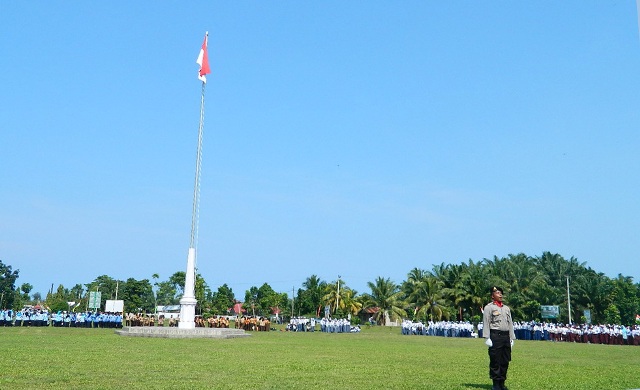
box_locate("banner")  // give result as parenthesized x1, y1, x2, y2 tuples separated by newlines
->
(540, 305, 559, 319)
(105, 300, 124, 313)
(88, 291, 102, 309)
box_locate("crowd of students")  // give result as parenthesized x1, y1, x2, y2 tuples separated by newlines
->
(0, 308, 123, 328)
(401, 318, 640, 346)
(235, 316, 271, 331)
(284, 317, 361, 333)
(505, 321, 640, 345)
(319, 317, 360, 333)
(401, 320, 475, 337)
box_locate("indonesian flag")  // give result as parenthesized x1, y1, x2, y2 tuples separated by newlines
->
(196, 32, 211, 83)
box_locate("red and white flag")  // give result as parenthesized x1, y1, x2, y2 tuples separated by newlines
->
(196, 32, 211, 83)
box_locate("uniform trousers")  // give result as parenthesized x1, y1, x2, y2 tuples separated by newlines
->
(488, 329, 512, 381)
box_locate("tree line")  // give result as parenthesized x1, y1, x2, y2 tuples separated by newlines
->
(1, 252, 638, 326)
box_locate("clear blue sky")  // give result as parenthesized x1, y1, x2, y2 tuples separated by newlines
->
(1, 2, 639, 300)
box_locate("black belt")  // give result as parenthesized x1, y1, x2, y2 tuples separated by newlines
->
(490, 330, 509, 336)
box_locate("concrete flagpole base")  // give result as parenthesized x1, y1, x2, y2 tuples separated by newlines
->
(179, 247, 197, 329)
(116, 326, 250, 339)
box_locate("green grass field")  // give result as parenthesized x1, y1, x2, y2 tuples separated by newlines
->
(1, 325, 639, 390)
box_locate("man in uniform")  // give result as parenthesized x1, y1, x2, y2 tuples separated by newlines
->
(483, 286, 515, 390)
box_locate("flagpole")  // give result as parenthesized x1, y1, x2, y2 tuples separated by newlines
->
(191, 81, 206, 250)
(179, 80, 206, 329)
(179, 31, 209, 328)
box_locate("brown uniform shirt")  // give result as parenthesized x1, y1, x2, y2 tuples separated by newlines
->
(483, 301, 515, 340)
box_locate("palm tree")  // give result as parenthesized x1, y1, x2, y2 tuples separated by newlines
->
(322, 278, 348, 315)
(362, 277, 406, 325)
(402, 267, 430, 319)
(500, 253, 546, 320)
(573, 268, 612, 324)
(440, 263, 468, 320)
(301, 275, 326, 317)
(341, 288, 362, 316)
(409, 276, 449, 321)
(463, 259, 491, 317)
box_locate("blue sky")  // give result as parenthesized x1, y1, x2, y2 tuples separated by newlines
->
(1, 2, 639, 300)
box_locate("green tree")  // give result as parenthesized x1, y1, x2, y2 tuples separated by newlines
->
(32, 292, 42, 303)
(610, 274, 639, 325)
(0, 260, 19, 309)
(243, 283, 285, 317)
(84, 275, 120, 311)
(120, 278, 154, 313)
(408, 275, 449, 322)
(155, 280, 179, 305)
(604, 303, 621, 325)
(69, 284, 84, 302)
(19, 283, 33, 303)
(341, 288, 362, 317)
(572, 268, 612, 324)
(499, 254, 546, 321)
(46, 285, 71, 313)
(169, 272, 186, 297)
(321, 277, 352, 316)
(402, 267, 429, 320)
(298, 275, 326, 317)
(194, 273, 210, 315)
(210, 284, 235, 315)
(362, 277, 406, 325)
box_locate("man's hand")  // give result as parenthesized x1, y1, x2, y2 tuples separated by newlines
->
(485, 338, 493, 347)
(510, 339, 514, 348)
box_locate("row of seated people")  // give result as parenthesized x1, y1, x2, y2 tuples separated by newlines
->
(235, 316, 271, 331)
(125, 313, 233, 328)
(195, 316, 231, 328)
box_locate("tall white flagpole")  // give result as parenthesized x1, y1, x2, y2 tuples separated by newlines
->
(180, 32, 209, 329)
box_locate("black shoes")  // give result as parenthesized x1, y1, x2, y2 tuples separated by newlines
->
(492, 379, 508, 390)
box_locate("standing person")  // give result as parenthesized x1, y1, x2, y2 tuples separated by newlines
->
(483, 286, 515, 390)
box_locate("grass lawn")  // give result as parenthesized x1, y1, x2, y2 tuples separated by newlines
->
(1, 325, 639, 389)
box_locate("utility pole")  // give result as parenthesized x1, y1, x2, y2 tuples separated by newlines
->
(336, 275, 341, 315)
(566, 275, 572, 324)
(291, 286, 294, 318)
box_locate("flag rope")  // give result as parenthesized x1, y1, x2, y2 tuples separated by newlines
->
(190, 81, 206, 274)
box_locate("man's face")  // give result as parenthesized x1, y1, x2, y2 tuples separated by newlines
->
(492, 290, 503, 302)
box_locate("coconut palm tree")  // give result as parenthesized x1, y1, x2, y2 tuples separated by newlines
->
(341, 288, 362, 317)
(402, 268, 428, 317)
(409, 276, 449, 321)
(362, 277, 406, 325)
(301, 275, 326, 317)
(322, 277, 348, 315)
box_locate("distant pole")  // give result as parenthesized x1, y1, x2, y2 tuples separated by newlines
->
(291, 286, 294, 318)
(336, 275, 341, 315)
(566, 276, 572, 324)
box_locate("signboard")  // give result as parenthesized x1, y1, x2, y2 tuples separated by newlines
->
(324, 305, 330, 318)
(540, 305, 559, 319)
(88, 291, 102, 309)
(583, 309, 591, 324)
(105, 300, 124, 313)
